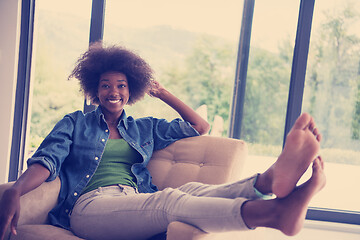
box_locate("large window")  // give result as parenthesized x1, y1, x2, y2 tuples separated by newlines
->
(240, 0, 360, 216)
(103, 0, 243, 136)
(240, 0, 299, 160)
(302, 0, 360, 212)
(24, 0, 92, 162)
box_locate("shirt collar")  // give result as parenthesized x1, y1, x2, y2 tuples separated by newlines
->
(95, 106, 129, 130)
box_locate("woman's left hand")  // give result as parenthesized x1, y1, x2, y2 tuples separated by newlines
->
(147, 80, 165, 98)
(147, 80, 210, 135)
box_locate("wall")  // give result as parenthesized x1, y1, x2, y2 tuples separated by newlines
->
(0, 0, 21, 183)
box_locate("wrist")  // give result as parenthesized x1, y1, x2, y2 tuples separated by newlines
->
(3, 187, 21, 201)
(6, 186, 21, 196)
(157, 88, 172, 101)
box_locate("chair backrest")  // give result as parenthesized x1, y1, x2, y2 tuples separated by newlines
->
(0, 135, 247, 239)
(147, 135, 247, 190)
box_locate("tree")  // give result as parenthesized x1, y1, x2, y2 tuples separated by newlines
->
(29, 34, 83, 149)
(304, 3, 360, 148)
(352, 61, 360, 140)
(241, 47, 290, 146)
(159, 35, 237, 135)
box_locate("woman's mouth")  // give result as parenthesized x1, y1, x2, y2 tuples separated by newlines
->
(108, 99, 122, 104)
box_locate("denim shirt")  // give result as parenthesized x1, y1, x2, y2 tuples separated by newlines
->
(27, 107, 199, 230)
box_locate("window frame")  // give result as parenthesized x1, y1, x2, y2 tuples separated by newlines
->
(9, 0, 35, 181)
(229, 0, 360, 226)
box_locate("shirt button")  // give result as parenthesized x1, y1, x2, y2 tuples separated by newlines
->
(105, 129, 109, 133)
(101, 139, 105, 142)
(74, 192, 78, 196)
(95, 157, 99, 160)
(86, 175, 90, 178)
(65, 209, 69, 213)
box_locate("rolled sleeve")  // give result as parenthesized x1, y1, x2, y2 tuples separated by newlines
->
(27, 115, 75, 181)
(27, 156, 58, 181)
(152, 118, 199, 150)
(179, 120, 200, 136)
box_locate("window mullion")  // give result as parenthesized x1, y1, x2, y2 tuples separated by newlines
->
(83, 0, 106, 113)
(283, 0, 315, 144)
(9, 0, 35, 181)
(228, 0, 255, 139)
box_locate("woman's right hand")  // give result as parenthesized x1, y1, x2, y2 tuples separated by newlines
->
(0, 188, 20, 240)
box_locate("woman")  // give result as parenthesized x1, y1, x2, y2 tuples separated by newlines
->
(0, 42, 325, 240)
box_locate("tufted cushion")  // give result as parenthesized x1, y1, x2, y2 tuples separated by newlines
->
(147, 135, 247, 190)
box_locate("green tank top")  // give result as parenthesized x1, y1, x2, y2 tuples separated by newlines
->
(82, 139, 142, 195)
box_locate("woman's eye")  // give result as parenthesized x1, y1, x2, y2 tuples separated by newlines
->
(118, 84, 126, 88)
(102, 84, 109, 88)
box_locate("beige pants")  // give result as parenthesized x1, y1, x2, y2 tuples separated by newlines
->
(70, 175, 261, 240)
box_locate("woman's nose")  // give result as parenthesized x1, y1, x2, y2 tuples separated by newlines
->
(109, 87, 119, 95)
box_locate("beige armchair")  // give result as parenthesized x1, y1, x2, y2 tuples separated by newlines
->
(0, 135, 247, 240)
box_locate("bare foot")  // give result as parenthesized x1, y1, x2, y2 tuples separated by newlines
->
(270, 113, 321, 198)
(243, 157, 326, 236)
(272, 156, 326, 235)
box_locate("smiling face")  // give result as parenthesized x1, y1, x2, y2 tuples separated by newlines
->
(97, 72, 130, 120)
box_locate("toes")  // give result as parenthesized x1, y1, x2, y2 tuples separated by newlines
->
(311, 127, 318, 135)
(297, 113, 322, 142)
(309, 122, 316, 132)
(313, 156, 324, 171)
(311, 127, 322, 142)
(292, 113, 312, 130)
(317, 156, 324, 169)
(316, 133, 322, 142)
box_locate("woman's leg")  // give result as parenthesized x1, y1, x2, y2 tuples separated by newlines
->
(70, 156, 325, 240)
(177, 113, 321, 200)
(70, 185, 250, 240)
(176, 174, 262, 200)
(242, 156, 326, 236)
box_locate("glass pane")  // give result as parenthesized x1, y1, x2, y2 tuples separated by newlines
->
(240, 1, 299, 162)
(302, 0, 360, 211)
(25, 1, 91, 162)
(104, 0, 243, 136)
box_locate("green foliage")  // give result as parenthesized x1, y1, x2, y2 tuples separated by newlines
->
(352, 75, 360, 139)
(29, 34, 83, 148)
(128, 35, 237, 136)
(29, 4, 360, 165)
(303, 3, 360, 150)
(241, 47, 290, 146)
(180, 36, 236, 134)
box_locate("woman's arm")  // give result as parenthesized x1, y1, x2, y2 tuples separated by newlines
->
(0, 164, 50, 240)
(148, 81, 210, 135)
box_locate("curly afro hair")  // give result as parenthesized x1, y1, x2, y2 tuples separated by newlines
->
(69, 42, 154, 105)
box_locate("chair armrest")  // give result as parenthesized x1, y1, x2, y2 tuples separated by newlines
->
(0, 178, 60, 240)
(0, 182, 15, 239)
(18, 177, 61, 225)
(167, 221, 207, 240)
(0, 178, 61, 225)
